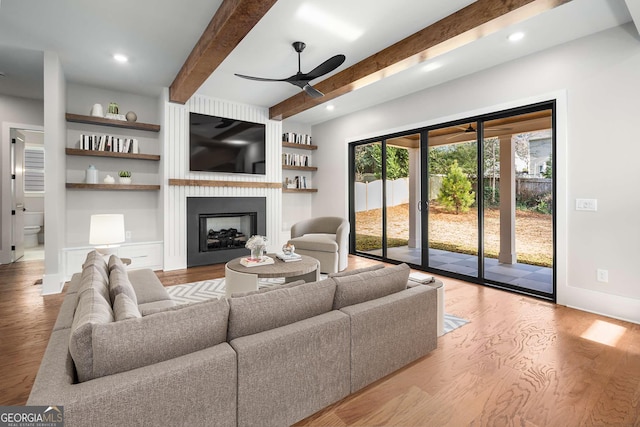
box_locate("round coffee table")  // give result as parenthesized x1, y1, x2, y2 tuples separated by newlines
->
(224, 254, 320, 297)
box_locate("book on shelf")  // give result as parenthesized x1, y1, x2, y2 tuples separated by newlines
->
(79, 134, 139, 154)
(408, 272, 435, 284)
(282, 132, 312, 145)
(275, 252, 302, 262)
(239, 256, 275, 267)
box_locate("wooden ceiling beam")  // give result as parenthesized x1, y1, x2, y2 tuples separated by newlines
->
(169, 0, 278, 104)
(269, 0, 572, 120)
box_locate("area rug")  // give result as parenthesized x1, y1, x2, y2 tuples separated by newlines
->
(166, 279, 469, 335)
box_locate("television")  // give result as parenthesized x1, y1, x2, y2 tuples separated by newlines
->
(189, 112, 266, 174)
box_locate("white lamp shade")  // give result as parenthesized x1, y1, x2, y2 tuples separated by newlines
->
(89, 214, 125, 246)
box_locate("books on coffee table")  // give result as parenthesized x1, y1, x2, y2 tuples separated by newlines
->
(275, 252, 302, 262)
(409, 272, 435, 284)
(240, 256, 275, 267)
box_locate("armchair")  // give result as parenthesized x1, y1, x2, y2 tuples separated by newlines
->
(288, 217, 349, 274)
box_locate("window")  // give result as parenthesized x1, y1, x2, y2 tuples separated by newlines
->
(24, 146, 45, 193)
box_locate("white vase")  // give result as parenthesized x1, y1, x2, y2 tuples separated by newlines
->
(90, 103, 103, 117)
(119, 177, 132, 185)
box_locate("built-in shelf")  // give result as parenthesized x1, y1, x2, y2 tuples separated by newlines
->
(65, 148, 160, 161)
(282, 188, 318, 193)
(282, 142, 317, 151)
(66, 113, 161, 132)
(66, 183, 161, 191)
(282, 165, 318, 172)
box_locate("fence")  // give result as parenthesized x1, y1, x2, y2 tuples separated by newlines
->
(355, 176, 551, 212)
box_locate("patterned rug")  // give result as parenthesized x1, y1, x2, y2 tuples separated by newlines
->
(166, 279, 469, 335)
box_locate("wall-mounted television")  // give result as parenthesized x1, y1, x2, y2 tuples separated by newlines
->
(189, 112, 266, 175)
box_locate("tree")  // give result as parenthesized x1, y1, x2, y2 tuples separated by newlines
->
(354, 144, 408, 180)
(542, 155, 552, 179)
(438, 160, 475, 214)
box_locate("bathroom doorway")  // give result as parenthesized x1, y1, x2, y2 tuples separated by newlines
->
(11, 128, 45, 262)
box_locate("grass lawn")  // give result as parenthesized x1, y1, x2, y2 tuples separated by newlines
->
(355, 203, 553, 267)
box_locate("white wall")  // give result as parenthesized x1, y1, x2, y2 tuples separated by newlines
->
(42, 51, 66, 294)
(312, 23, 640, 323)
(163, 94, 282, 271)
(64, 84, 161, 246)
(0, 95, 44, 264)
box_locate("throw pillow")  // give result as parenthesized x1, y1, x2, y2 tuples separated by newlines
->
(113, 293, 142, 321)
(77, 264, 110, 303)
(332, 263, 410, 310)
(82, 250, 109, 282)
(108, 268, 138, 306)
(108, 254, 127, 274)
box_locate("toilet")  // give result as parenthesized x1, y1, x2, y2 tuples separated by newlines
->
(24, 211, 44, 248)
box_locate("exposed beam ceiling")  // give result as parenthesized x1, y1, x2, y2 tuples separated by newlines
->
(269, 0, 572, 121)
(169, 0, 278, 104)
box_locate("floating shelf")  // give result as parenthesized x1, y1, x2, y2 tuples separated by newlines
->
(282, 165, 318, 171)
(66, 183, 161, 191)
(66, 113, 161, 132)
(282, 188, 318, 193)
(65, 148, 160, 161)
(282, 142, 317, 151)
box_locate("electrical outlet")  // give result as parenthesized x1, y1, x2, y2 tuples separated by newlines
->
(576, 198, 598, 211)
(597, 269, 608, 283)
(125, 230, 132, 240)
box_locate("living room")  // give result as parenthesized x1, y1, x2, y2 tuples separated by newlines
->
(1, 0, 639, 425)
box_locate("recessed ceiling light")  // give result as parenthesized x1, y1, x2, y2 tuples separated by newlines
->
(326, 105, 335, 111)
(113, 54, 128, 63)
(508, 32, 525, 42)
(422, 62, 442, 72)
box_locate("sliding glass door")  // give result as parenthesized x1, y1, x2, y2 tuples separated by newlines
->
(350, 102, 556, 301)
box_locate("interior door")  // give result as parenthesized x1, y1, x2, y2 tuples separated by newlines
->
(11, 135, 25, 262)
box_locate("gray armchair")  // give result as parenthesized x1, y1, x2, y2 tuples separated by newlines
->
(288, 217, 349, 274)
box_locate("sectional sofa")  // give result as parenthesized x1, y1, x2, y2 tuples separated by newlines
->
(28, 251, 438, 426)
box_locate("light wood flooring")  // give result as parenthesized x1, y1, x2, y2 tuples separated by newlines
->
(1, 257, 638, 426)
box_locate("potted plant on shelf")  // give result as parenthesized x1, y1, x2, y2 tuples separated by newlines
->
(118, 170, 132, 184)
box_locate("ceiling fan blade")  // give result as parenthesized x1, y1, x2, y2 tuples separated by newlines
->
(302, 84, 324, 98)
(303, 54, 346, 80)
(234, 73, 288, 82)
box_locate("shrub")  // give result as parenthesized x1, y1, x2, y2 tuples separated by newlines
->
(437, 160, 475, 214)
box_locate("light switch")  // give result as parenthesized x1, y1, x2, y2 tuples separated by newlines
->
(576, 198, 597, 211)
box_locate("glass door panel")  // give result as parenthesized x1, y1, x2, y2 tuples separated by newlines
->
(354, 141, 384, 257)
(482, 110, 554, 297)
(385, 134, 420, 265)
(426, 124, 479, 277)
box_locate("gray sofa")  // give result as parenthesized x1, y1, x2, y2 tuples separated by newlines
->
(28, 252, 437, 427)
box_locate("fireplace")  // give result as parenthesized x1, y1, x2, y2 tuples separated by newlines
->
(187, 197, 266, 267)
(199, 213, 255, 252)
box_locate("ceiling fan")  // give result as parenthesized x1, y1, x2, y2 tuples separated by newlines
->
(446, 124, 513, 140)
(235, 41, 346, 98)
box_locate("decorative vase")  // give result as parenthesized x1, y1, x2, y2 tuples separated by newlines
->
(104, 175, 115, 184)
(119, 177, 132, 185)
(250, 245, 265, 261)
(125, 111, 137, 122)
(85, 165, 98, 184)
(282, 243, 295, 255)
(90, 103, 104, 117)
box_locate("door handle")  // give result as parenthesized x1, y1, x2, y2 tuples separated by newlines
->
(418, 200, 429, 211)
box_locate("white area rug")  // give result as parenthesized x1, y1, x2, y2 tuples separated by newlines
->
(166, 279, 469, 334)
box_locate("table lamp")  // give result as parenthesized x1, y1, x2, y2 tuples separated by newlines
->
(89, 214, 125, 255)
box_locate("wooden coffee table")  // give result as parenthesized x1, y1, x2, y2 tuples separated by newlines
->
(224, 253, 320, 298)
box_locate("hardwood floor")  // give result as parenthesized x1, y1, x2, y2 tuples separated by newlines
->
(1, 257, 638, 426)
